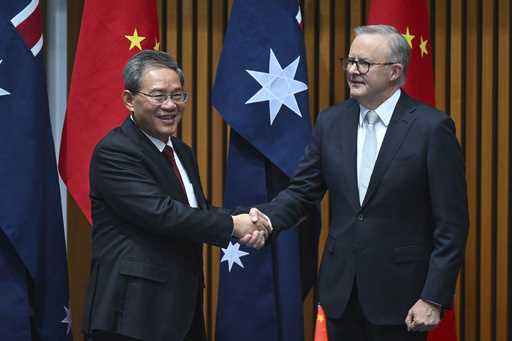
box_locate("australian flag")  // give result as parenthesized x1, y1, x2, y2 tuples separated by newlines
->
(0, 1, 72, 340)
(214, 1, 320, 340)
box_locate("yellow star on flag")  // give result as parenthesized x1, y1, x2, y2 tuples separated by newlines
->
(402, 27, 415, 48)
(419, 36, 429, 57)
(153, 39, 161, 51)
(125, 28, 146, 50)
(317, 314, 325, 322)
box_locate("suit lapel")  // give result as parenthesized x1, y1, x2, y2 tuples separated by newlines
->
(361, 93, 417, 207)
(123, 118, 166, 173)
(338, 100, 361, 211)
(121, 119, 190, 204)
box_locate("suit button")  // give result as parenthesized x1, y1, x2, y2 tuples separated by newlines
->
(357, 214, 364, 221)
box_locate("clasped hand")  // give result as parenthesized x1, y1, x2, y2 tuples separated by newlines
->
(405, 299, 441, 332)
(232, 208, 271, 249)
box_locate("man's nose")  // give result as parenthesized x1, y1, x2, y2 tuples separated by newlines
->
(347, 62, 359, 74)
(160, 97, 178, 109)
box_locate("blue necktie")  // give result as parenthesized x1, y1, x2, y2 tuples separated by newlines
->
(358, 110, 379, 204)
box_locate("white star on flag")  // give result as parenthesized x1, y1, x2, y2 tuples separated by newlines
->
(221, 241, 249, 272)
(61, 306, 72, 335)
(0, 60, 11, 97)
(296, 6, 302, 24)
(245, 48, 308, 125)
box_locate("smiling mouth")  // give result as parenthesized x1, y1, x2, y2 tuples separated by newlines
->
(349, 80, 365, 86)
(157, 114, 178, 122)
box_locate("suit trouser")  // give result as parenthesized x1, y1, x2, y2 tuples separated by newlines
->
(183, 288, 207, 341)
(86, 290, 206, 341)
(326, 285, 427, 341)
(86, 331, 140, 341)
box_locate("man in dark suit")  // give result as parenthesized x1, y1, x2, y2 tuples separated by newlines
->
(82, 50, 270, 341)
(251, 25, 468, 341)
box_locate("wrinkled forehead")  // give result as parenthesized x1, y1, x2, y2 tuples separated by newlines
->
(349, 33, 392, 60)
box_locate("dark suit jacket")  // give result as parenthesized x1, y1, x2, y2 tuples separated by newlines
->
(82, 118, 233, 341)
(261, 92, 468, 325)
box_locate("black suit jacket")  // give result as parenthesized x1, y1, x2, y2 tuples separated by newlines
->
(261, 92, 468, 324)
(82, 118, 233, 340)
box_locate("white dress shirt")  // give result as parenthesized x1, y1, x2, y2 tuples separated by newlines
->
(356, 89, 401, 182)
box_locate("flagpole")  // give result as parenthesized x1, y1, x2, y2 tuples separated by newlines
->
(46, 0, 68, 242)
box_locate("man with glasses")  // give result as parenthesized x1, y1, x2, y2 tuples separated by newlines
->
(251, 25, 468, 340)
(82, 50, 270, 341)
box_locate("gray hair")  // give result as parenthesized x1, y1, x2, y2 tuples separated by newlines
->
(123, 50, 185, 92)
(354, 25, 410, 85)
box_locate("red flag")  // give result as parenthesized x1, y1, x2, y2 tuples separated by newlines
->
(314, 304, 328, 341)
(368, 1, 456, 341)
(368, 0, 435, 107)
(59, 0, 159, 223)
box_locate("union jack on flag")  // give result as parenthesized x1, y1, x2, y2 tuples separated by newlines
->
(0, 1, 72, 340)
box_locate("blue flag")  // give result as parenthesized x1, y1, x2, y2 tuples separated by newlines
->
(213, 1, 319, 340)
(0, 1, 72, 340)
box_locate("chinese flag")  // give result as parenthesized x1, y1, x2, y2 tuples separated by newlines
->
(59, 0, 159, 223)
(368, 1, 456, 341)
(314, 304, 328, 341)
(368, 0, 434, 106)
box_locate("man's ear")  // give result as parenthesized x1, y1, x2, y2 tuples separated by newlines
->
(123, 90, 135, 112)
(390, 63, 403, 82)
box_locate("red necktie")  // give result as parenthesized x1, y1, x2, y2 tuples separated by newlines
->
(162, 145, 186, 194)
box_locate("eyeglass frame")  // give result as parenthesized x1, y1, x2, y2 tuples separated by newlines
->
(133, 90, 189, 105)
(340, 57, 399, 75)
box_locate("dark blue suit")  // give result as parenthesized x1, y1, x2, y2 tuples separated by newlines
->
(261, 92, 468, 327)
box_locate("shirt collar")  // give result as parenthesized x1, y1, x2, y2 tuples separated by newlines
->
(358, 89, 401, 128)
(130, 114, 173, 152)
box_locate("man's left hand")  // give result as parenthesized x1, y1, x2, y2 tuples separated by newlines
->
(405, 299, 441, 332)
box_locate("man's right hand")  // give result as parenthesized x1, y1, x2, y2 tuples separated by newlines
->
(232, 210, 272, 249)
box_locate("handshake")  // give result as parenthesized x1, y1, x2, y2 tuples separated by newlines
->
(231, 208, 271, 249)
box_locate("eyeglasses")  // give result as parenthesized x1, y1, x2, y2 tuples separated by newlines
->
(340, 58, 397, 75)
(135, 90, 188, 105)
